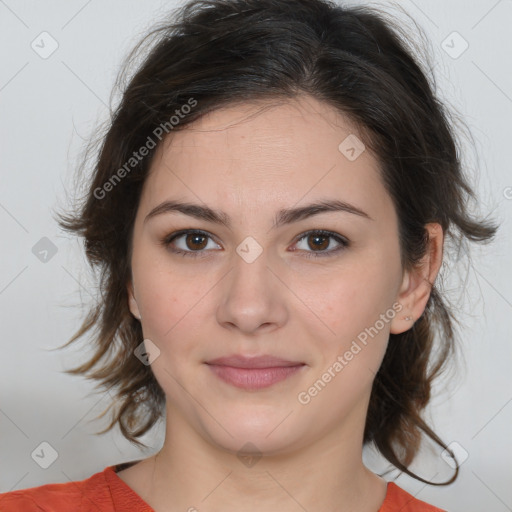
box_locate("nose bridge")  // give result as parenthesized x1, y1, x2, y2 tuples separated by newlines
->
(216, 236, 287, 332)
(230, 236, 275, 300)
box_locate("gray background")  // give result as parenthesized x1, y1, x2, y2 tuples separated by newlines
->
(1, 1, 511, 510)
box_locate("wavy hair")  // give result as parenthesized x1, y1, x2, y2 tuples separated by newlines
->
(56, 0, 497, 485)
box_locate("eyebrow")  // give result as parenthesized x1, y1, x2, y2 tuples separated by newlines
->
(144, 198, 372, 229)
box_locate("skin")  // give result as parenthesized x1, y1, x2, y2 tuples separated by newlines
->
(120, 94, 444, 512)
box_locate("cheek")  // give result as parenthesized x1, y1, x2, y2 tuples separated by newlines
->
(314, 259, 401, 337)
(135, 268, 206, 400)
(299, 250, 402, 385)
(295, 271, 399, 415)
(131, 245, 202, 345)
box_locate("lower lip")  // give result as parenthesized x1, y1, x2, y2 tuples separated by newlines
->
(207, 364, 305, 390)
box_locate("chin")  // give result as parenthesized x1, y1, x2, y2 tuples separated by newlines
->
(199, 407, 304, 457)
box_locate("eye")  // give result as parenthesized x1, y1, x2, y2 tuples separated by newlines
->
(161, 229, 349, 259)
(292, 230, 349, 258)
(161, 229, 221, 258)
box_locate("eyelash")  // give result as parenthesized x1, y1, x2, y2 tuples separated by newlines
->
(160, 229, 350, 259)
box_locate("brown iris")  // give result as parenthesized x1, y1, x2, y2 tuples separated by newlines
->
(186, 233, 208, 250)
(307, 233, 329, 251)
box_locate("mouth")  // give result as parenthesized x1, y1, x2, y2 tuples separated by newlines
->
(205, 355, 306, 390)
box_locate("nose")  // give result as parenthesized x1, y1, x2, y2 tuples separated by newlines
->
(215, 245, 288, 335)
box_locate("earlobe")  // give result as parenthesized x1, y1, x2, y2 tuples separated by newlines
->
(127, 281, 142, 320)
(390, 223, 444, 334)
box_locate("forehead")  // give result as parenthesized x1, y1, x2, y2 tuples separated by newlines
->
(153, 95, 366, 166)
(140, 95, 392, 222)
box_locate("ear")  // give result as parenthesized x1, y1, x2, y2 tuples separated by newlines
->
(390, 223, 444, 334)
(127, 280, 142, 321)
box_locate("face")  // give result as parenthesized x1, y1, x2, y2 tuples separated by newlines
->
(128, 95, 409, 456)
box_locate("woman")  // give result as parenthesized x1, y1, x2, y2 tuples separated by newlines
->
(0, 0, 497, 510)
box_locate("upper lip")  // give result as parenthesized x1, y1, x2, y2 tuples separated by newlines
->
(206, 355, 305, 369)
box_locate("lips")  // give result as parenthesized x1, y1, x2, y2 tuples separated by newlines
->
(206, 354, 304, 369)
(205, 355, 306, 390)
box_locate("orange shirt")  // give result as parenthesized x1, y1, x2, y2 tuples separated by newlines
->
(0, 463, 446, 511)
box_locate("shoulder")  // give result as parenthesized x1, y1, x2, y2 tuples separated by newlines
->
(380, 482, 447, 512)
(0, 468, 114, 512)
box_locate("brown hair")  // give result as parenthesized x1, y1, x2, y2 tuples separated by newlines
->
(56, 0, 497, 485)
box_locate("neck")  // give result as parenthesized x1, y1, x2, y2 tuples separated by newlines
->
(128, 410, 387, 512)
